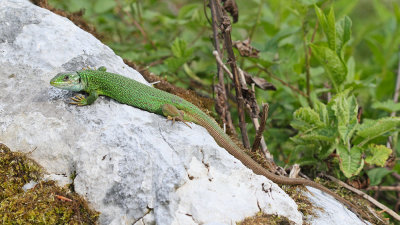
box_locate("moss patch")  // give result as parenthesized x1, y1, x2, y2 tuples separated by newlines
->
(238, 212, 295, 225)
(281, 184, 318, 222)
(0, 143, 99, 224)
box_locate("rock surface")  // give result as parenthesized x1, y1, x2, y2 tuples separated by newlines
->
(0, 0, 367, 224)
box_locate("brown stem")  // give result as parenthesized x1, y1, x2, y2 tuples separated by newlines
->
(219, 8, 250, 148)
(252, 104, 270, 157)
(392, 172, 400, 181)
(209, 0, 236, 135)
(366, 186, 400, 191)
(325, 174, 400, 221)
(209, 0, 249, 147)
(303, 28, 312, 105)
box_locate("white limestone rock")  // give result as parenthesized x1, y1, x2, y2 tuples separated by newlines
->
(0, 0, 367, 224)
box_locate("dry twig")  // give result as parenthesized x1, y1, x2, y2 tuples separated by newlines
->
(325, 175, 400, 221)
(209, 0, 250, 148)
(251, 103, 272, 159)
(208, 1, 236, 135)
(366, 186, 400, 192)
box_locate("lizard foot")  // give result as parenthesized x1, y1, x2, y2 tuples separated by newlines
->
(162, 104, 192, 128)
(166, 115, 192, 128)
(70, 95, 88, 106)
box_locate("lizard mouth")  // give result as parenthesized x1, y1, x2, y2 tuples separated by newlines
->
(49, 77, 59, 86)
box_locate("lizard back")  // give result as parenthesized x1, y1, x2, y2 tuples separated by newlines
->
(79, 70, 190, 115)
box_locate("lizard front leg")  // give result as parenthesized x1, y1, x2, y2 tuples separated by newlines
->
(70, 90, 99, 106)
(162, 104, 192, 128)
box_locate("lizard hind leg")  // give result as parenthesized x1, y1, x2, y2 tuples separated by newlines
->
(162, 104, 192, 128)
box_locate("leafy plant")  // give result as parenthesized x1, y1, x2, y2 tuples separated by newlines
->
(290, 6, 399, 179)
(310, 6, 351, 92)
(291, 89, 397, 178)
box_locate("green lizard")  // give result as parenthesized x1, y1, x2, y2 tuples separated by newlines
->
(50, 67, 366, 220)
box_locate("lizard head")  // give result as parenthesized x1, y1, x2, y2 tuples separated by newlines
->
(50, 72, 84, 91)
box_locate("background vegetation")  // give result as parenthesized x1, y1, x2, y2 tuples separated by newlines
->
(48, 0, 400, 222)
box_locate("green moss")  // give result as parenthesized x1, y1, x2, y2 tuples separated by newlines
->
(238, 212, 294, 225)
(0, 143, 99, 224)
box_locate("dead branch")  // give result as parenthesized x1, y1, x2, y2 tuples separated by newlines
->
(252, 103, 272, 159)
(209, 1, 236, 135)
(366, 186, 400, 192)
(209, 0, 250, 148)
(325, 175, 400, 221)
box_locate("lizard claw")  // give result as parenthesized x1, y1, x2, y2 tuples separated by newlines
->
(70, 95, 87, 106)
(181, 120, 192, 129)
(162, 104, 192, 128)
(166, 116, 192, 128)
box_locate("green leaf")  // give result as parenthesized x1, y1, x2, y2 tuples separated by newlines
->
(164, 57, 187, 72)
(371, 100, 400, 113)
(296, 157, 320, 166)
(171, 38, 193, 59)
(295, 128, 337, 142)
(365, 144, 392, 167)
(394, 2, 400, 23)
(346, 56, 356, 83)
(367, 168, 392, 186)
(310, 44, 347, 90)
(326, 7, 336, 51)
(337, 145, 364, 178)
(313, 6, 336, 51)
(330, 91, 358, 144)
(335, 16, 352, 56)
(264, 28, 299, 51)
(314, 101, 329, 125)
(319, 143, 337, 160)
(365, 38, 385, 65)
(314, 5, 329, 40)
(292, 107, 324, 131)
(178, 3, 200, 20)
(356, 117, 400, 146)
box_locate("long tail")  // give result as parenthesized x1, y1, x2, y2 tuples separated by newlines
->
(188, 110, 367, 220)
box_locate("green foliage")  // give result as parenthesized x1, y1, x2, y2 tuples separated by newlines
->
(165, 38, 193, 72)
(365, 144, 393, 167)
(311, 5, 352, 91)
(355, 117, 400, 146)
(367, 167, 393, 186)
(372, 100, 400, 113)
(291, 90, 396, 178)
(309, 44, 347, 90)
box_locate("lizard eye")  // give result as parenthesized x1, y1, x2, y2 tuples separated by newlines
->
(63, 75, 69, 81)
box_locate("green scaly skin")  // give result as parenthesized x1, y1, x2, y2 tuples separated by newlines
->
(50, 67, 366, 220)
